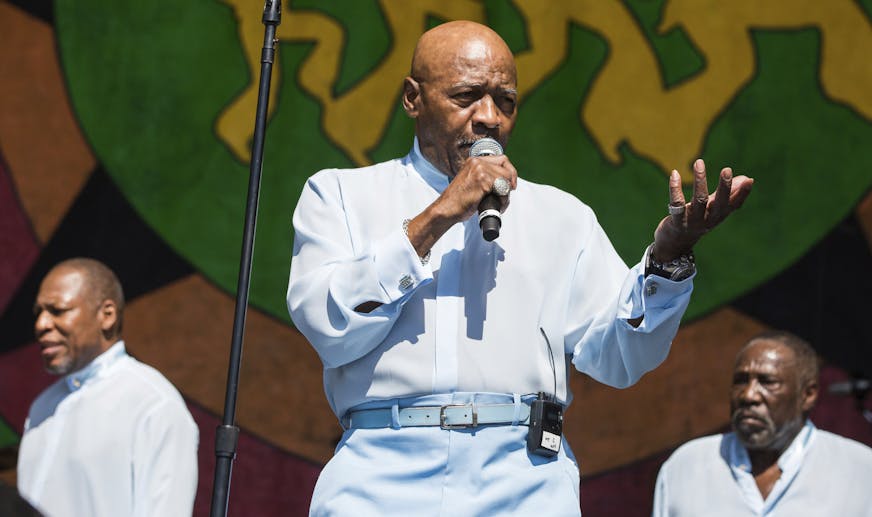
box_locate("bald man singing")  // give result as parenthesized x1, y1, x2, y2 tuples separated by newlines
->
(288, 21, 753, 516)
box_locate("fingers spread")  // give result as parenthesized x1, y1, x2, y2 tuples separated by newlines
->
(668, 170, 686, 223)
(692, 159, 709, 203)
(657, 160, 753, 255)
(729, 176, 754, 209)
(668, 169, 685, 204)
(706, 167, 732, 225)
(688, 159, 708, 224)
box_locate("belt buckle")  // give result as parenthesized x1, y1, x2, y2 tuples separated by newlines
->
(440, 404, 477, 429)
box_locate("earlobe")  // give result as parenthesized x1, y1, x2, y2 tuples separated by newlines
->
(402, 77, 420, 118)
(99, 300, 117, 333)
(801, 381, 819, 412)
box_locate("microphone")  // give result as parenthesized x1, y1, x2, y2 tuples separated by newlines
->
(829, 378, 870, 396)
(470, 137, 505, 241)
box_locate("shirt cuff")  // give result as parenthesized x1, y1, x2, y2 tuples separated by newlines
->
(375, 227, 433, 302)
(622, 255, 695, 321)
(640, 272, 695, 310)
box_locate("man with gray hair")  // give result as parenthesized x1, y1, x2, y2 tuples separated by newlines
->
(653, 330, 872, 516)
(17, 258, 199, 517)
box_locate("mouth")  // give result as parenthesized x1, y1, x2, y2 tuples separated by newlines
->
(39, 341, 66, 358)
(458, 139, 476, 152)
(732, 411, 767, 427)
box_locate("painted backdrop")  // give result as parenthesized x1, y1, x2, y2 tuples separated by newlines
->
(1, 1, 871, 515)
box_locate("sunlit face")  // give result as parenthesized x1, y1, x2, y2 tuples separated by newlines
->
(33, 267, 107, 375)
(729, 340, 810, 451)
(407, 37, 518, 177)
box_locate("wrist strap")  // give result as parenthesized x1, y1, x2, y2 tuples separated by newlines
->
(644, 243, 695, 280)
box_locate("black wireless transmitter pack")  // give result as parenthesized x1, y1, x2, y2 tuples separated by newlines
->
(526, 392, 563, 457)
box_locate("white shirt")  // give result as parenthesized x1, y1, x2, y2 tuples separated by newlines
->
(653, 421, 872, 516)
(288, 140, 693, 418)
(17, 341, 199, 517)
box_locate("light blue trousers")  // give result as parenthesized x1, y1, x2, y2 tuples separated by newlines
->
(310, 393, 582, 516)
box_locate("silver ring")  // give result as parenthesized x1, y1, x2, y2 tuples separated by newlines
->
(492, 177, 511, 196)
(668, 203, 686, 216)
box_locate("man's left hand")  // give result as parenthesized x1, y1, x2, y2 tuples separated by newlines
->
(652, 159, 754, 262)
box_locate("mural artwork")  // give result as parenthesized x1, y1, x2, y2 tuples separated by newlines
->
(1, 1, 871, 514)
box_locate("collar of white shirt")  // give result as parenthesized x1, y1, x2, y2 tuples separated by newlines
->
(410, 137, 450, 193)
(64, 340, 126, 392)
(728, 419, 816, 514)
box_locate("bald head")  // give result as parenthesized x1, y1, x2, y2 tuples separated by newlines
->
(403, 21, 518, 176)
(34, 258, 125, 375)
(49, 258, 125, 336)
(411, 21, 516, 84)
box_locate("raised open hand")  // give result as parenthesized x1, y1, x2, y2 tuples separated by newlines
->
(653, 159, 754, 262)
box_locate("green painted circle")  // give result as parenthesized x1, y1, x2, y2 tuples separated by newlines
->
(55, 2, 872, 323)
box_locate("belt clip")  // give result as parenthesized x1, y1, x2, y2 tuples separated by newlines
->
(440, 404, 477, 429)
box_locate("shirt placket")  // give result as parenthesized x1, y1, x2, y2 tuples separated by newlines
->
(432, 222, 463, 393)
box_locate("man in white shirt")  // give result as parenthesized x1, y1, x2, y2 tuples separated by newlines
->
(17, 258, 199, 517)
(288, 20, 753, 516)
(653, 331, 872, 516)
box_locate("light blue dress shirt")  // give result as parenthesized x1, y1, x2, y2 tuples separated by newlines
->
(653, 420, 872, 516)
(288, 140, 695, 515)
(288, 139, 694, 418)
(17, 341, 199, 517)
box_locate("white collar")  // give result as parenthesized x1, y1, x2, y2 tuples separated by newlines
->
(409, 137, 450, 193)
(64, 340, 126, 392)
(728, 419, 817, 512)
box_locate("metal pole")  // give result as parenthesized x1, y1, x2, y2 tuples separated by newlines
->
(210, 2, 281, 516)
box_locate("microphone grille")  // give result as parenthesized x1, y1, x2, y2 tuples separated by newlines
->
(469, 138, 504, 157)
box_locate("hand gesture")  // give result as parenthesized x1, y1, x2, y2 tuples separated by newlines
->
(653, 159, 754, 261)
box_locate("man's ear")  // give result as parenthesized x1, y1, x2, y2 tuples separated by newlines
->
(801, 380, 819, 413)
(98, 299, 118, 335)
(402, 76, 420, 118)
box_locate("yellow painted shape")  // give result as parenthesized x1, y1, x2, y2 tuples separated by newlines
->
(218, 0, 872, 182)
(217, 0, 485, 166)
(513, 0, 872, 181)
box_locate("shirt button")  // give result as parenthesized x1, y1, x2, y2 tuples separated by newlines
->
(645, 282, 658, 296)
(399, 275, 413, 290)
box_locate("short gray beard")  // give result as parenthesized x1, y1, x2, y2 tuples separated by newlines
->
(45, 356, 74, 376)
(738, 414, 804, 452)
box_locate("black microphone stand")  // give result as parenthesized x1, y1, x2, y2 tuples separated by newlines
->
(210, 2, 281, 516)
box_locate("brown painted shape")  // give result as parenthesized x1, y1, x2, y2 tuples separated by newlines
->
(126, 273, 767, 475)
(856, 190, 872, 254)
(123, 274, 337, 464)
(0, 2, 95, 243)
(569, 308, 767, 475)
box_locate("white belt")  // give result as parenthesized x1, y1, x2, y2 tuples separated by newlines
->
(343, 402, 531, 429)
